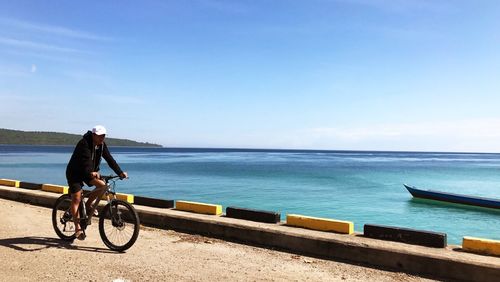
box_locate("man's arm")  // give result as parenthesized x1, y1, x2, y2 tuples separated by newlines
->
(102, 143, 125, 177)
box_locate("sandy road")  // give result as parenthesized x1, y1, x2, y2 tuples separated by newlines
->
(0, 197, 437, 281)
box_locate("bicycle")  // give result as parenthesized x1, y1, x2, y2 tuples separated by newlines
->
(52, 175, 140, 252)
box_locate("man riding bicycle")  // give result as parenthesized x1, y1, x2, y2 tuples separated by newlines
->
(66, 125, 128, 240)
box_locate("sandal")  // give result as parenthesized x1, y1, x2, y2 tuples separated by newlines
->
(75, 230, 86, 241)
(86, 205, 98, 216)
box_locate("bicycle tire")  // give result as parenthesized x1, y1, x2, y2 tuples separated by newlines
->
(98, 200, 140, 252)
(52, 194, 77, 241)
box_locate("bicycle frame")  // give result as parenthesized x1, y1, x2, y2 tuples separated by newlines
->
(83, 175, 121, 225)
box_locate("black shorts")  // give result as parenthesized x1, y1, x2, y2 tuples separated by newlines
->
(68, 181, 84, 194)
(67, 177, 92, 194)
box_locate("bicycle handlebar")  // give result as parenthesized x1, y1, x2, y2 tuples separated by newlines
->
(101, 175, 123, 182)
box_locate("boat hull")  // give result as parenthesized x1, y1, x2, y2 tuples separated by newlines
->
(404, 184, 500, 209)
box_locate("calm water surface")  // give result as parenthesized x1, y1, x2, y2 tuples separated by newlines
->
(1, 145, 499, 244)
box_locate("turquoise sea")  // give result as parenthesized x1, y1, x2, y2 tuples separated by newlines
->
(1, 145, 499, 244)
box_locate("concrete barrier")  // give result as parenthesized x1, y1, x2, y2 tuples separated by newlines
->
(134, 195, 174, 208)
(286, 214, 354, 234)
(81, 188, 134, 203)
(176, 200, 222, 215)
(0, 179, 20, 187)
(463, 236, 500, 256)
(363, 224, 447, 248)
(101, 192, 134, 203)
(1, 184, 60, 208)
(226, 206, 280, 223)
(1, 185, 499, 281)
(19, 182, 43, 190)
(41, 184, 68, 194)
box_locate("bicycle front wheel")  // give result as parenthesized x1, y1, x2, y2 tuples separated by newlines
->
(52, 194, 77, 241)
(98, 200, 140, 252)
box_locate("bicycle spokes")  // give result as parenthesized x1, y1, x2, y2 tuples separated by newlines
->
(112, 213, 126, 230)
(52, 194, 77, 241)
(99, 200, 140, 251)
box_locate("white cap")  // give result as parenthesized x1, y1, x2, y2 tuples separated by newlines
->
(92, 125, 107, 135)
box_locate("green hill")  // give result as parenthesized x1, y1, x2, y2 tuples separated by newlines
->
(0, 128, 162, 147)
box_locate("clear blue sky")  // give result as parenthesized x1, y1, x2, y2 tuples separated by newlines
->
(1, 0, 500, 152)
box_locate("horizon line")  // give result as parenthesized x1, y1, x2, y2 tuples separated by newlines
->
(1, 144, 498, 155)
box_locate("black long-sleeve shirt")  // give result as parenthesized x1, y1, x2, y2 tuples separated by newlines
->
(66, 131, 123, 182)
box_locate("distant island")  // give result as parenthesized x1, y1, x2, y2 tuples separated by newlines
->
(0, 128, 162, 147)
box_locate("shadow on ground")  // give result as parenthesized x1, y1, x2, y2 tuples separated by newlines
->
(0, 236, 116, 253)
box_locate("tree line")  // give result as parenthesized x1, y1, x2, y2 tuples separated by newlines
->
(0, 128, 161, 147)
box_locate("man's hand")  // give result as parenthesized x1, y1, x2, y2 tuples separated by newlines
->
(90, 172, 101, 179)
(120, 172, 128, 179)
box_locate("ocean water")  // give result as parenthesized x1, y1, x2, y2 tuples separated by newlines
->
(1, 145, 499, 244)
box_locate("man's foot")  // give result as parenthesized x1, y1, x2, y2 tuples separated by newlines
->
(86, 205, 98, 216)
(75, 230, 86, 241)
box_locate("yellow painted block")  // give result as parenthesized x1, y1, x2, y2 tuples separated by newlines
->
(101, 193, 134, 204)
(176, 200, 222, 215)
(42, 184, 69, 194)
(286, 214, 354, 234)
(463, 236, 500, 256)
(0, 179, 20, 187)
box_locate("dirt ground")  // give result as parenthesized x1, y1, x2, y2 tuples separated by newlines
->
(0, 197, 438, 281)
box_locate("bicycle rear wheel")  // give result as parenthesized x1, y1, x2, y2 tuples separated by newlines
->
(52, 194, 76, 241)
(98, 200, 140, 252)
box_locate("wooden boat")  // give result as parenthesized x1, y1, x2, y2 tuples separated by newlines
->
(404, 184, 500, 210)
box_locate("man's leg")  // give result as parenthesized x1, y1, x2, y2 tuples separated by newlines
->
(71, 190, 82, 232)
(85, 178, 107, 212)
(68, 181, 86, 240)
